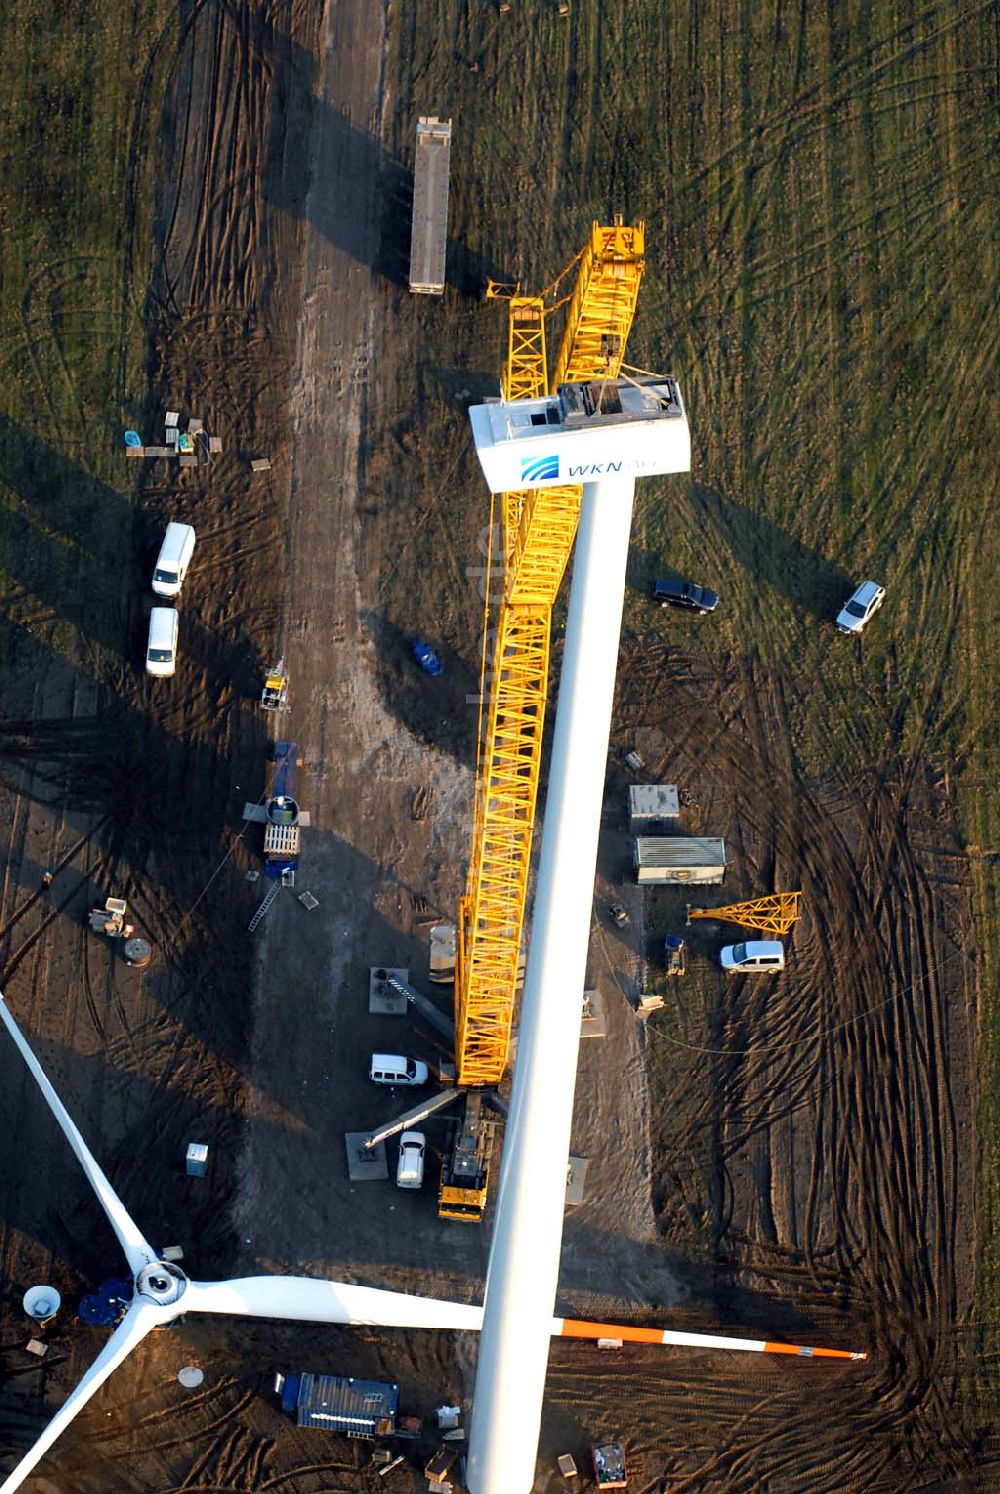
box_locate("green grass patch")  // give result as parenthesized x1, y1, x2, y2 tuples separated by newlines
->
(0, 0, 177, 670)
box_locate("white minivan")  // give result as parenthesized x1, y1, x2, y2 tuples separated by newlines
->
(720, 940, 785, 973)
(369, 1053, 429, 1087)
(152, 522, 196, 599)
(146, 607, 179, 678)
(396, 1131, 426, 1189)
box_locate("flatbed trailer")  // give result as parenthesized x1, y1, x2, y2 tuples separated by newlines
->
(409, 116, 451, 294)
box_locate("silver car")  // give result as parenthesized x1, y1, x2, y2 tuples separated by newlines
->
(835, 580, 885, 635)
(396, 1131, 426, 1189)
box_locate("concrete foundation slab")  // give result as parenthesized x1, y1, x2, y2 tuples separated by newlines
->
(345, 1132, 388, 1181)
(565, 1156, 588, 1206)
(581, 987, 607, 1038)
(369, 966, 409, 1015)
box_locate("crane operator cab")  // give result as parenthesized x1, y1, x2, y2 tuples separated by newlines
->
(468, 375, 691, 494)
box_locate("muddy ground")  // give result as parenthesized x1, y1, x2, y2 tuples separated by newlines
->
(1, 0, 997, 1491)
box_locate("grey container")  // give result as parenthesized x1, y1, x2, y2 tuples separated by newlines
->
(633, 836, 726, 885)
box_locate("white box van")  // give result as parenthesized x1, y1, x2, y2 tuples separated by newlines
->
(396, 1131, 426, 1189)
(152, 522, 196, 598)
(146, 607, 179, 678)
(369, 1053, 429, 1087)
(720, 940, 785, 973)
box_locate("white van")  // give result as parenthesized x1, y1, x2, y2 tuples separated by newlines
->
(396, 1131, 426, 1189)
(146, 607, 179, 678)
(369, 1053, 429, 1087)
(152, 522, 196, 598)
(720, 940, 785, 973)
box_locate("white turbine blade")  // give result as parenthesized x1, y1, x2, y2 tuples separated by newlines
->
(184, 1275, 485, 1332)
(555, 1316, 867, 1360)
(0, 1300, 161, 1494)
(0, 993, 156, 1276)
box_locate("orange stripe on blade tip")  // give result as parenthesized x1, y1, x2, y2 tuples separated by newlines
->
(764, 1341, 868, 1360)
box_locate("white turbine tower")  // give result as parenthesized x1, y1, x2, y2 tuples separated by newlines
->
(0, 991, 864, 1492)
(463, 377, 866, 1492)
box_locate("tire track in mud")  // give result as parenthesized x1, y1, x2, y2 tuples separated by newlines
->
(609, 639, 976, 1487)
(161, 0, 276, 315)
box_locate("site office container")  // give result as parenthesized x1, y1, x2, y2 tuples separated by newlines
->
(633, 836, 726, 885)
(274, 1372, 399, 1436)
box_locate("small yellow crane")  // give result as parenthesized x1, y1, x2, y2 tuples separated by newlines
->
(686, 893, 803, 938)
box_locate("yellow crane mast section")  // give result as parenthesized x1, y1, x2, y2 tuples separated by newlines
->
(687, 893, 803, 938)
(455, 221, 645, 1088)
(502, 297, 547, 402)
(457, 610, 549, 1085)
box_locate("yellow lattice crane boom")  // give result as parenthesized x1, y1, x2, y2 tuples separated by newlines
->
(686, 893, 803, 938)
(451, 218, 645, 1112)
(551, 219, 646, 388)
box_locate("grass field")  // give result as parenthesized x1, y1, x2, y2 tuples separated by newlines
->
(0, 0, 175, 676)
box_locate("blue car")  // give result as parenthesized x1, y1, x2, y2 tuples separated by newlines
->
(412, 640, 443, 676)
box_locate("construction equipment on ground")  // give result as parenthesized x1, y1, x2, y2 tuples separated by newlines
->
(241, 741, 312, 880)
(260, 662, 289, 712)
(87, 897, 134, 941)
(686, 892, 802, 937)
(664, 935, 686, 976)
(435, 218, 647, 1224)
(263, 745, 303, 877)
(591, 1441, 627, 1489)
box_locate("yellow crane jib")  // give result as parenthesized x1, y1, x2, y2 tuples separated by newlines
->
(686, 893, 803, 938)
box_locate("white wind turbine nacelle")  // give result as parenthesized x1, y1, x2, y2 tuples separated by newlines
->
(0, 993, 866, 1494)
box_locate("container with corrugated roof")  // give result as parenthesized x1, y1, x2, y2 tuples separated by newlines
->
(633, 836, 726, 885)
(274, 1372, 399, 1436)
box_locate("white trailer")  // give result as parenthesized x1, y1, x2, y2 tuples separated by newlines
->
(633, 836, 726, 885)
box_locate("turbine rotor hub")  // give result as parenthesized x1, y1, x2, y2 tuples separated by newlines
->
(137, 1261, 188, 1307)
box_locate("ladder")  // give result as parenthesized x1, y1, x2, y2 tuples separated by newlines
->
(248, 881, 281, 933)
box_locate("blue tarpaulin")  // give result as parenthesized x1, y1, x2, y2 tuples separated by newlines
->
(79, 1276, 133, 1326)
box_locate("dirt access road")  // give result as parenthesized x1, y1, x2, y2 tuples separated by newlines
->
(0, 0, 672, 1489)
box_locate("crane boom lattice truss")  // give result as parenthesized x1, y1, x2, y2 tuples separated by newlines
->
(501, 297, 547, 402)
(687, 892, 803, 938)
(455, 219, 645, 1088)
